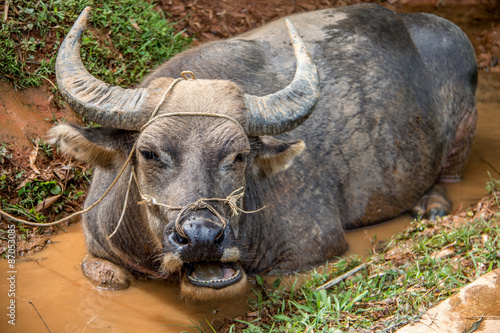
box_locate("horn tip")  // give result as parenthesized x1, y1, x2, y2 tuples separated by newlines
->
(71, 7, 92, 27)
(284, 18, 298, 36)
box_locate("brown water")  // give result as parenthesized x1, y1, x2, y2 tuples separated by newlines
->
(0, 222, 251, 332)
(1, 65, 499, 333)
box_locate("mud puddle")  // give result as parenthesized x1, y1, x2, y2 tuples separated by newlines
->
(0, 223, 249, 332)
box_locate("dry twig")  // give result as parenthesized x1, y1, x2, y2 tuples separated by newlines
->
(81, 314, 98, 333)
(27, 299, 51, 333)
(3, 0, 9, 22)
(315, 263, 367, 291)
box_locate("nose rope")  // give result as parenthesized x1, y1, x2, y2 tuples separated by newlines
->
(130, 168, 263, 240)
(173, 200, 227, 240)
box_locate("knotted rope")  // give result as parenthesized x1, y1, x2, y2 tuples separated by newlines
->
(129, 173, 261, 240)
(1, 71, 264, 236)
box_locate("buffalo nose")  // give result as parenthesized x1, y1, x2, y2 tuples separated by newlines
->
(170, 217, 225, 261)
(174, 219, 224, 245)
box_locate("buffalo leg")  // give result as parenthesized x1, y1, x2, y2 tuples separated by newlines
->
(412, 184, 451, 220)
(439, 107, 477, 183)
(81, 255, 131, 290)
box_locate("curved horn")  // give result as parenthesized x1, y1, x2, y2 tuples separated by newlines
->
(243, 19, 320, 136)
(56, 7, 149, 130)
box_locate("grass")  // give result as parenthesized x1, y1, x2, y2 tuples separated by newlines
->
(1, 0, 191, 89)
(222, 186, 500, 332)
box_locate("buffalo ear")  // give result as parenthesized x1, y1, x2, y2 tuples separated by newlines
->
(47, 123, 136, 169)
(251, 136, 305, 178)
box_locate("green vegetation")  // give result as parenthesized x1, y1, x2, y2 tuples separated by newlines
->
(0, 140, 91, 226)
(223, 191, 500, 332)
(0, 0, 191, 89)
(0, 142, 12, 163)
(487, 171, 500, 194)
(9, 179, 63, 222)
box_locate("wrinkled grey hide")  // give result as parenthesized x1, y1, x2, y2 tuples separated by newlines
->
(51, 4, 477, 297)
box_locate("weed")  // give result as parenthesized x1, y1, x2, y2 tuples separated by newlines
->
(30, 138, 55, 158)
(6, 180, 62, 222)
(1, 0, 191, 89)
(0, 174, 7, 192)
(38, 140, 54, 158)
(486, 172, 500, 208)
(0, 143, 13, 164)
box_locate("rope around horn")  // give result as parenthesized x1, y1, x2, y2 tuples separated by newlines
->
(0, 70, 264, 231)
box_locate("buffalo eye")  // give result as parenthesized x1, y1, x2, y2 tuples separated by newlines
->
(229, 153, 248, 168)
(221, 152, 248, 170)
(140, 149, 159, 161)
(233, 153, 246, 164)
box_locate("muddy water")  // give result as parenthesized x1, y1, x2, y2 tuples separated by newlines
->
(0, 223, 250, 332)
(1, 73, 499, 333)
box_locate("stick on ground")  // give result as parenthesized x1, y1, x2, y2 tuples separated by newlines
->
(28, 299, 51, 333)
(315, 263, 367, 291)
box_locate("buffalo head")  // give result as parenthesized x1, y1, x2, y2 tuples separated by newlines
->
(49, 7, 319, 300)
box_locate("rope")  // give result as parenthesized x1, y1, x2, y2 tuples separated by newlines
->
(0, 140, 138, 227)
(133, 176, 264, 240)
(107, 168, 134, 239)
(0, 70, 264, 232)
(140, 112, 245, 135)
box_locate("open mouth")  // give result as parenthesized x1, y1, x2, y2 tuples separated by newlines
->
(186, 261, 242, 289)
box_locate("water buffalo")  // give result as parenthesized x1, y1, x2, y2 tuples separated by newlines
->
(49, 4, 477, 300)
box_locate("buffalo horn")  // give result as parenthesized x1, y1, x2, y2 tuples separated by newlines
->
(56, 7, 149, 130)
(243, 19, 320, 136)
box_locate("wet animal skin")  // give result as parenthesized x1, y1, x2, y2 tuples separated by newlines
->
(49, 4, 477, 299)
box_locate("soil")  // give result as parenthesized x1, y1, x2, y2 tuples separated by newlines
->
(0, 0, 499, 265)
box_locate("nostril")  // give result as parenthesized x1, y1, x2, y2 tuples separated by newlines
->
(215, 230, 225, 244)
(172, 231, 189, 245)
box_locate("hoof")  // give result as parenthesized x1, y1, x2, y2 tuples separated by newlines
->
(81, 255, 131, 290)
(428, 208, 447, 221)
(412, 184, 451, 221)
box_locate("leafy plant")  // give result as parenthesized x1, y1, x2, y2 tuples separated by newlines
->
(0, 143, 13, 163)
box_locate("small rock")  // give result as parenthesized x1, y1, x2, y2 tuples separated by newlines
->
(396, 268, 500, 333)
